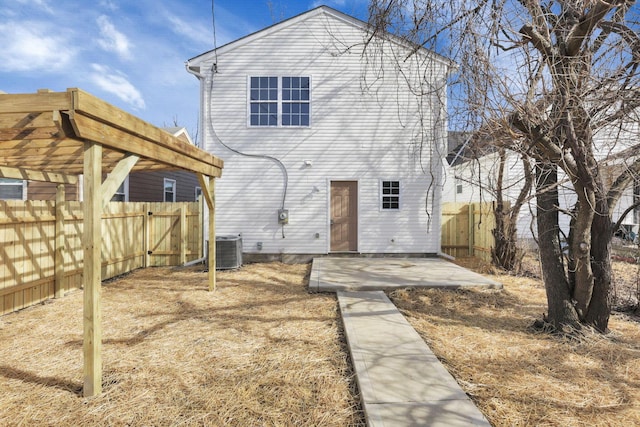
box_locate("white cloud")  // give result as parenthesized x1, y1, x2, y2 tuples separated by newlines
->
(89, 64, 146, 110)
(99, 0, 118, 11)
(14, 0, 54, 14)
(96, 15, 132, 60)
(0, 22, 75, 72)
(166, 14, 214, 47)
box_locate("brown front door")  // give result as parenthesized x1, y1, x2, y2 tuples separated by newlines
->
(330, 181, 358, 252)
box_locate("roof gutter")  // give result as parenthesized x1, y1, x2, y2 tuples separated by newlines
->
(185, 62, 204, 79)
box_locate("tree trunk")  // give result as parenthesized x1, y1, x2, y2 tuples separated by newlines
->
(491, 150, 531, 272)
(584, 195, 612, 332)
(535, 161, 582, 331)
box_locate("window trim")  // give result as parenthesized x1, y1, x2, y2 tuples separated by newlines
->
(247, 76, 311, 128)
(380, 180, 401, 211)
(163, 178, 176, 202)
(0, 178, 27, 200)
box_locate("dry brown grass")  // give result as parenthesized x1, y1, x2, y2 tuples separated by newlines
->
(0, 263, 364, 426)
(388, 257, 640, 427)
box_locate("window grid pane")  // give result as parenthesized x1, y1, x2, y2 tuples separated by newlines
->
(282, 76, 310, 127)
(250, 76, 279, 127)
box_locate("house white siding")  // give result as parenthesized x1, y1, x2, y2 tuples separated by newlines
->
(189, 7, 451, 256)
(445, 118, 640, 241)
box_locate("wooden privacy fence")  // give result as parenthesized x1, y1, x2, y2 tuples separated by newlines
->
(1, 200, 202, 315)
(441, 202, 504, 262)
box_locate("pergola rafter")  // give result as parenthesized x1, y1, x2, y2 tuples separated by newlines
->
(0, 88, 223, 397)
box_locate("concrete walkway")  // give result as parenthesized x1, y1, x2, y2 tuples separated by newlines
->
(310, 257, 501, 292)
(311, 257, 495, 426)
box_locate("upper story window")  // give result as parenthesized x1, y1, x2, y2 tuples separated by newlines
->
(0, 178, 26, 200)
(249, 76, 310, 127)
(381, 180, 400, 210)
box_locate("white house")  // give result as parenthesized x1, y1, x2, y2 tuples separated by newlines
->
(186, 6, 454, 260)
(444, 121, 640, 241)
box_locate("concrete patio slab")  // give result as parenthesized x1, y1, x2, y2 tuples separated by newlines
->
(310, 257, 501, 292)
(338, 291, 491, 427)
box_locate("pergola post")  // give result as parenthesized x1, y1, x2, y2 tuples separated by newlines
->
(208, 177, 216, 291)
(197, 174, 216, 291)
(83, 141, 103, 397)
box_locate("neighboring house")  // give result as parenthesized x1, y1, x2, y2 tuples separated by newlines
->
(443, 124, 640, 240)
(186, 6, 454, 259)
(0, 127, 202, 203)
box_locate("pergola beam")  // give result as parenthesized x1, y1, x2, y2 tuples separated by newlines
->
(0, 165, 78, 184)
(69, 113, 221, 178)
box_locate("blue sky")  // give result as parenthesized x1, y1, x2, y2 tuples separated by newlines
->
(0, 0, 368, 142)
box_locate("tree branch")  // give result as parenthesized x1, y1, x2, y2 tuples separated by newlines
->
(611, 200, 640, 235)
(565, 0, 624, 56)
(607, 157, 640, 216)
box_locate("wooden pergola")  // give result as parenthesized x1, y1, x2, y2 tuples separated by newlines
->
(0, 88, 223, 397)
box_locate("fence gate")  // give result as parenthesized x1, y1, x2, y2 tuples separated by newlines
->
(145, 202, 203, 266)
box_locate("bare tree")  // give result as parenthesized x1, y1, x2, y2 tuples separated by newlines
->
(492, 147, 534, 271)
(449, 133, 534, 272)
(367, 0, 640, 333)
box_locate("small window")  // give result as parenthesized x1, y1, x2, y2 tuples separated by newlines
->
(195, 186, 202, 202)
(111, 176, 129, 202)
(0, 179, 26, 200)
(164, 178, 176, 202)
(381, 181, 400, 210)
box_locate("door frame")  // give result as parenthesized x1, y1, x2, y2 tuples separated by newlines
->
(327, 179, 359, 253)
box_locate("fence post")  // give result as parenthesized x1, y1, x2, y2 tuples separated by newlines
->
(468, 203, 474, 257)
(180, 204, 187, 265)
(54, 184, 65, 298)
(199, 196, 204, 259)
(143, 203, 150, 268)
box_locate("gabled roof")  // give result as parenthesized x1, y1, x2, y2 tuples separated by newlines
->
(446, 131, 498, 166)
(186, 5, 454, 71)
(163, 126, 195, 146)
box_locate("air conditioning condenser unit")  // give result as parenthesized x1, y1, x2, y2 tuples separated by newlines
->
(215, 235, 242, 270)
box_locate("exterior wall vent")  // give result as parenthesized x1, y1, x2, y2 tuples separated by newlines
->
(216, 235, 243, 269)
